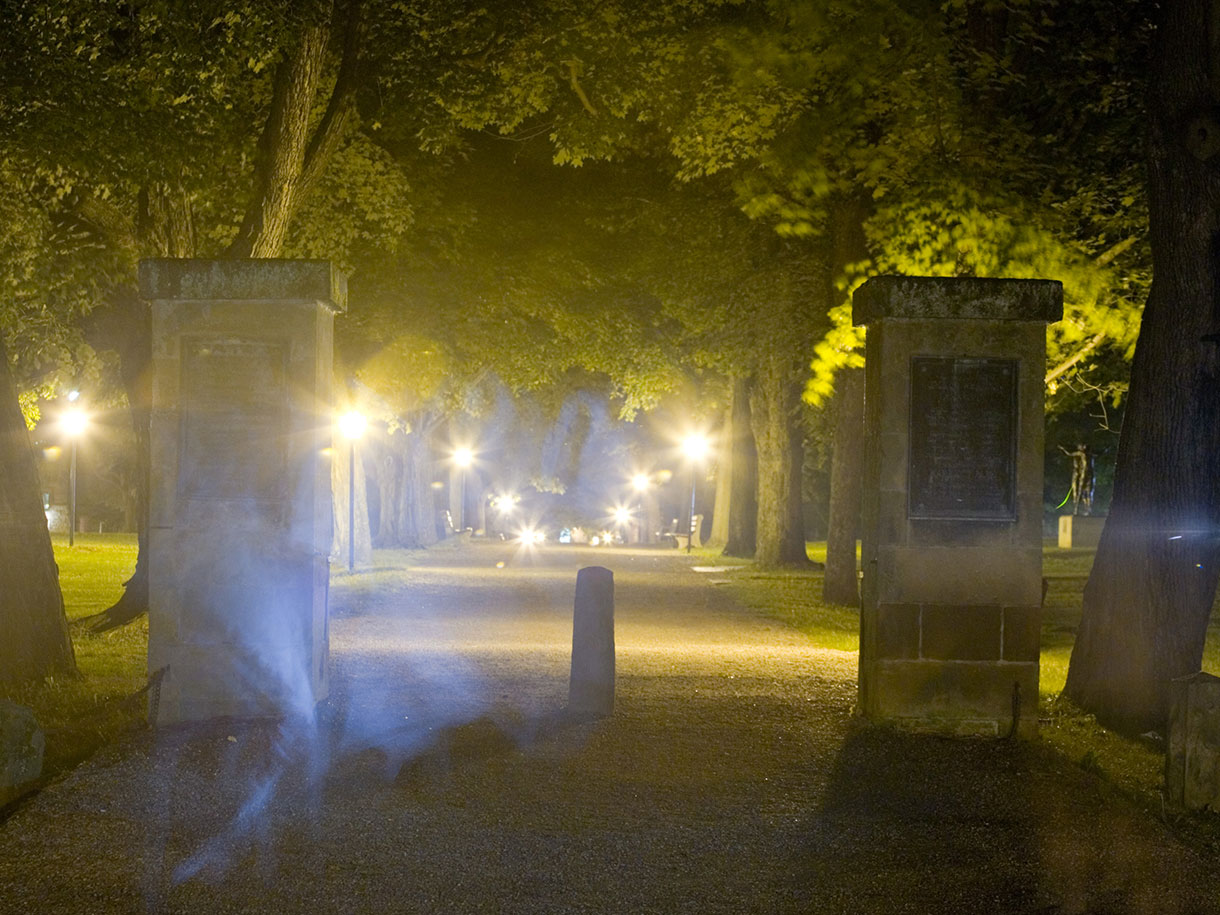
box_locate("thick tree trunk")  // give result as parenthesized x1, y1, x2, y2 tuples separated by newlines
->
(0, 336, 76, 681)
(396, 423, 440, 548)
(80, 289, 151, 632)
(750, 351, 812, 568)
(227, 22, 330, 259)
(724, 376, 758, 558)
(706, 400, 734, 551)
(226, 1, 362, 259)
(822, 195, 870, 601)
(371, 439, 403, 547)
(1064, 0, 1220, 734)
(823, 367, 864, 604)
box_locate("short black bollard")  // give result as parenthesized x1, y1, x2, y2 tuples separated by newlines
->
(569, 566, 615, 718)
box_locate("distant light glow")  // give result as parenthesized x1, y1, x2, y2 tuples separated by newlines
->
(66, 389, 80, 402)
(453, 447, 474, 468)
(492, 493, 519, 514)
(612, 505, 633, 525)
(60, 407, 89, 439)
(517, 527, 545, 545)
(631, 473, 651, 492)
(338, 411, 366, 440)
(682, 432, 711, 462)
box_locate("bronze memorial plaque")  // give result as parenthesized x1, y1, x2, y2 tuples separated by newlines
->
(180, 338, 288, 502)
(908, 356, 1018, 521)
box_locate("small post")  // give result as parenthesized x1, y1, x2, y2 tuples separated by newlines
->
(569, 566, 615, 717)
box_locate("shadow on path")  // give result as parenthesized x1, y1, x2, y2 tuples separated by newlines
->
(787, 722, 1220, 914)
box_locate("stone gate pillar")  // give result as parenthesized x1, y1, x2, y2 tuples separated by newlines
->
(142, 259, 345, 724)
(854, 276, 1062, 737)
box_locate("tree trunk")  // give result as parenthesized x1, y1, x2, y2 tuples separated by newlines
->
(397, 423, 440, 548)
(80, 288, 151, 632)
(823, 367, 864, 604)
(750, 351, 812, 568)
(822, 195, 871, 601)
(1064, 0, 1220, 734)
(371, 438, 403, 547)
(227, 21, 331, 259)
(724, 376, 758, 558)
(0, 335, 76, 682)
(706, 399, 734, 551)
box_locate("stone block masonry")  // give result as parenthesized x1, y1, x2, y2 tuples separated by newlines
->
(855, 276, 1062, 738)
(142, 259, 345, 725)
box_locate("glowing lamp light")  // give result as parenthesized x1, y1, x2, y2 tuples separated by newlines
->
(338, 410, 367, 440)
(60, 407, 89, 439)
(517, 527, 545, 545)
(453, 446, 474, 468)
(631, 472, 651, 492)
(612, 505, 633, 526)
(682, 432, 711, 462)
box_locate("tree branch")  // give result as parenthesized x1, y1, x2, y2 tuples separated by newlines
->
(297, 0, 364, 202)
(71, 194, 141, 254)
(1094, 235, 1138, 267)
(1046, 331, 1107, 385)
(563, 59, 599, 117)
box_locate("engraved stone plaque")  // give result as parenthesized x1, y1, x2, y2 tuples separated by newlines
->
(180, 338, 288, 503)
(908, 357, 1018, 520)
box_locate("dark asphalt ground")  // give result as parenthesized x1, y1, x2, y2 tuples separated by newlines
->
(1, 542, 1219, 914)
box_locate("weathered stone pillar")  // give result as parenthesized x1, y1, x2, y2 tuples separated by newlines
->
(142, 259, 344, 724)
(569, 566, 615, 717)
(854, 276, 1061, 737)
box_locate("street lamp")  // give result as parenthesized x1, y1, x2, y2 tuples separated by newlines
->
(630, 472, 651, 544)
(453, 446, 474, 531)
(338, 410, 366, 572)
(59, 403, 89, 547)
(681, 432, 711, 554)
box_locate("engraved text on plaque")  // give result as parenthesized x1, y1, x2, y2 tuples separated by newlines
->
(180, 338, 288, 502)
(908, 356, 1018, 520)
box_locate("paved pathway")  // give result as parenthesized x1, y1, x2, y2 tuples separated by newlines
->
(1, 542, 1219, 913)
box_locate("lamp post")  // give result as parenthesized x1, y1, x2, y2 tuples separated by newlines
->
(630, 472, 651, 543)
(453, 446, 474, 531)
(681, 433, 710, 554)
(60, 400, 89, 547)
(339, 411, 366, 572)
(609, 504, 632, 545)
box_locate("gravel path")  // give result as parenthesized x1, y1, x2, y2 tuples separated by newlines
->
(1, 542, 1219, 914)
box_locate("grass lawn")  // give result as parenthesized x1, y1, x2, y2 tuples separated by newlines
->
(1, 533, 145, 779)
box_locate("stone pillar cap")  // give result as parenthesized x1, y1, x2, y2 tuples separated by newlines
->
(853, 275, 1062, 326)
(139, 258, 347, 313)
